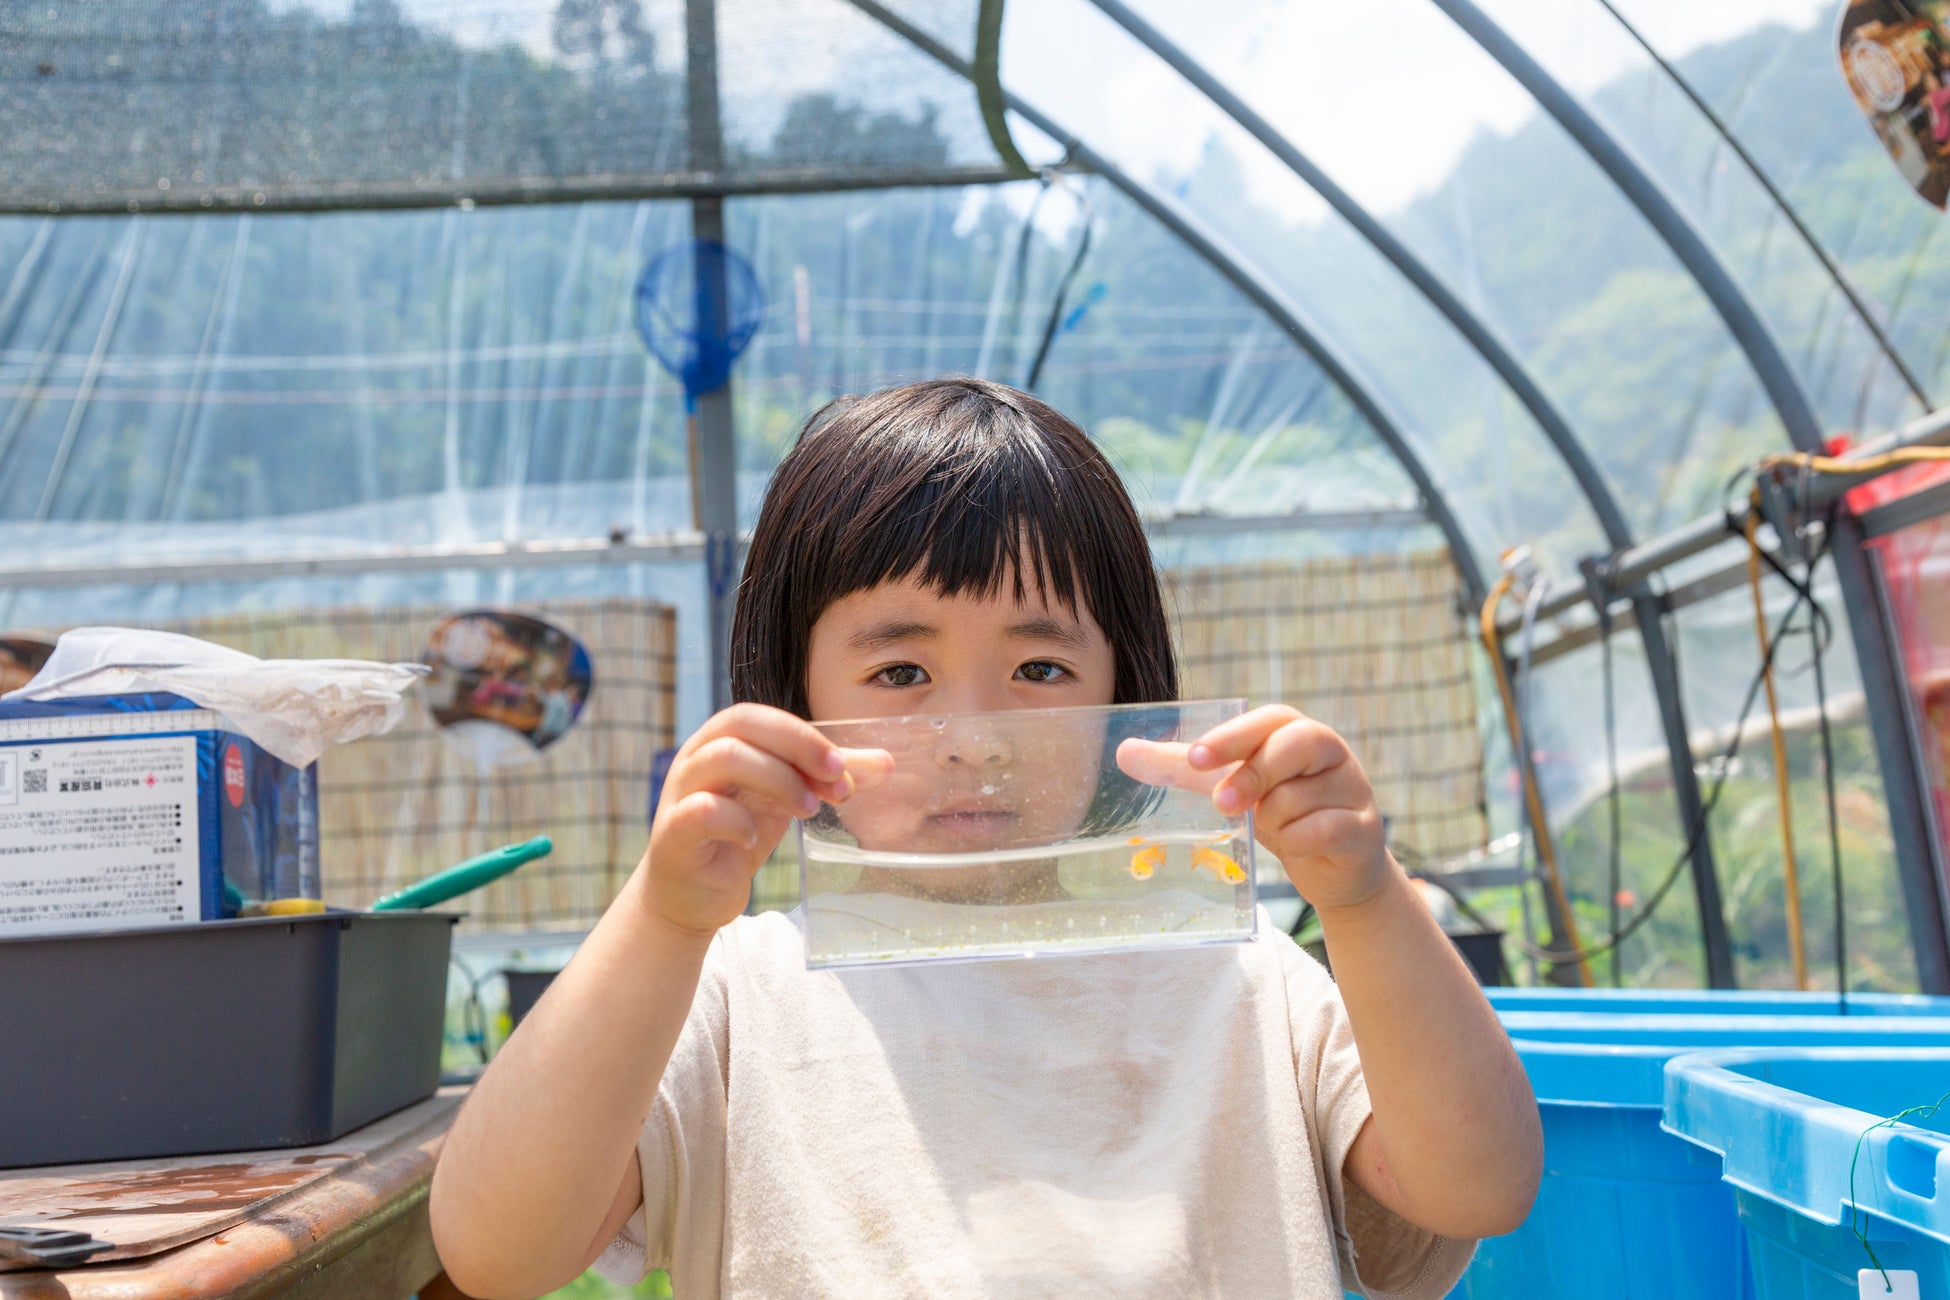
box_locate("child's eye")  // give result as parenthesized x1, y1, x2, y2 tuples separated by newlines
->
(873, 663, 928, 687)
(1016, 661, 1068, 683)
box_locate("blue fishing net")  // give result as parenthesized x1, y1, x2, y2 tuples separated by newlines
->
(633, 240, 766, 407)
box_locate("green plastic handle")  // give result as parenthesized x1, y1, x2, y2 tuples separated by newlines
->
(370, 836, 554, 912)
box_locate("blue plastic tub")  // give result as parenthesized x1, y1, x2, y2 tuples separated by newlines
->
(1487, 987, 1950, 1017)
(1454, 1015, 1950, 1300)
(1665, 1048, 1950, 1300)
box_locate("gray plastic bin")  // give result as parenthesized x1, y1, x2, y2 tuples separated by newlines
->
(0, 910, 455, 1168)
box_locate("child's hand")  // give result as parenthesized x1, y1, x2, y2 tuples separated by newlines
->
(639, 703, 890, 943)
(1117, 705, 1390, 913)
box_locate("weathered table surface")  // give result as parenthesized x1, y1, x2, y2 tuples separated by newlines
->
(0, 1088, 467, 1299)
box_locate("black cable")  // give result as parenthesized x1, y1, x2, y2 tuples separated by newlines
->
(1513, 531, 1832, 966)
(996, 179, 1048, 378)
(1600, 598, 1623, 985)
(1740, 475, 1849, 997)
(1722, 466, 1838, 660)
(1024, 203, 1095, 391)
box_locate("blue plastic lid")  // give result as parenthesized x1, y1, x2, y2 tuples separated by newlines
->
(1508, 1015, 1950, 1107)
(1489, 987, 1950, 1017)
(1664, 1047, 1950, 1240)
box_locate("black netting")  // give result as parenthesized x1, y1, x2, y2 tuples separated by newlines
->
(0, 0, 1001, 213)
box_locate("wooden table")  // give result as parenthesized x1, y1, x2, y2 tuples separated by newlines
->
(0, 1089, 468, 1299)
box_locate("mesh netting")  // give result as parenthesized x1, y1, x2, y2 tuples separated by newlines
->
(0, 0, 997, 213)
(1166, 549, 1488, 869)
(161, 597, 676, 932)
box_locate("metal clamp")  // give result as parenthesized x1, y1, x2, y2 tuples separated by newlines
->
(0, 1224, 115, 1269)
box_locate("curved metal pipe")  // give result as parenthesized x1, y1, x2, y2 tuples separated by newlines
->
(1087, 0, 1637, 550)
(1434, 0, 1950, 992)
(1084, 0, 1730, 985)
(840, 0, 1490, 608)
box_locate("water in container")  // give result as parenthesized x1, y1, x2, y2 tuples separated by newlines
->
(796, 699, 1256, 968)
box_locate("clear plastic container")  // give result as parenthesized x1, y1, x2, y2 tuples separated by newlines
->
(796, 699, 1257, 968)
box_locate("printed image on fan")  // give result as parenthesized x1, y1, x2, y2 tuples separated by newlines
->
(1840, 0, 1950, 207)
(0, 638, 54, 695)
(421, 611, 593, 753)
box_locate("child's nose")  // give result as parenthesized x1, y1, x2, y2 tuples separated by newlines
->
(934, 725, 1015, 769)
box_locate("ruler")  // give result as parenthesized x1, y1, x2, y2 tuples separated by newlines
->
(0, 709, 221, 743)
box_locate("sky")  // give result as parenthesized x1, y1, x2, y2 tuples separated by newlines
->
(1003, 0, 1838, 219)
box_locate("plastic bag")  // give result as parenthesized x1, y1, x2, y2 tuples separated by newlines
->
(3, 627, 426, 768)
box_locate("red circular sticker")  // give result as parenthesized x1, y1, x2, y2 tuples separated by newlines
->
(223, 743, 246, 808)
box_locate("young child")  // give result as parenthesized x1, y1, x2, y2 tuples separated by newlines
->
(429, 378, 1541, 1299)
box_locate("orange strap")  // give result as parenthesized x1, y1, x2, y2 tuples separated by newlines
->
(1480, 573, 1594, 987)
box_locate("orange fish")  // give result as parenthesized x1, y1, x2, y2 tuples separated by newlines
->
(1128, 843, 1166, 880)
(1191, 845, 1246, 884)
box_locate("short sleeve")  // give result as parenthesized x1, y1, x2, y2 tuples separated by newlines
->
(1278, 941, 1475, 1300)
(590, 932, 733, 1289)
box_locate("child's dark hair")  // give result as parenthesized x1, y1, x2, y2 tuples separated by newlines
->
(731, 377, 1177, 717)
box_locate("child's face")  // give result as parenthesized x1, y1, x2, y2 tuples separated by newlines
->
(804, 571, 1116, 863)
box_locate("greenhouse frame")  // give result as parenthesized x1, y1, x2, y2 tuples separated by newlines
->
(6, 0, 1950, 995)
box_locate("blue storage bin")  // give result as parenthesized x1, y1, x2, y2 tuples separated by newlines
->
(1487, 987, 1950, 1017)
(1454, 1016, 1950, 1300)
(1664, 1048, 1950, 1300)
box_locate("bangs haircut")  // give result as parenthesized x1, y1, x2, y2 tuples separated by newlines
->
(731, 376, 1177, 718)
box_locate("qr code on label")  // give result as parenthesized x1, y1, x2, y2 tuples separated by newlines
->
(22, 769, 46, 794)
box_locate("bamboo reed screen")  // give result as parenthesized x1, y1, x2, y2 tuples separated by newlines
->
(1164, 550, 1488, 868)
(162, 599, 676, 932)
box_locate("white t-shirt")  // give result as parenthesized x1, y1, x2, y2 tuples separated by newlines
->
(595, 905, 1473, 1298)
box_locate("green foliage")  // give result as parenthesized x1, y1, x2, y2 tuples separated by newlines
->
(1470, 716, 1917, 992)
(541, 1268, 673, 1299)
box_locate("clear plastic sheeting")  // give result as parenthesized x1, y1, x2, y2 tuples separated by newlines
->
(0, 181, 1423, 559)
(1489, 620, 1699, 987)
(1004, 0, 1609, 580)
(1077, 0, 1801, 546)
(0, 0, 1001, 213)
(725, 179, 1423, 528)
(1598, 0, 1950, 416)
(0, 201, 697, 536)
(1476, 0, 1927, 444)
(1666, 577, 1919, 993)
(0, 177, 1439, 735)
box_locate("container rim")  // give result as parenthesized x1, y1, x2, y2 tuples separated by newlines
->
(809, 696, 1249, 731)
(0, 909, 459, 946)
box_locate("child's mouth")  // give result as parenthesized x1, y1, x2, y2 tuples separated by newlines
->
(925, 808, 1020, 846)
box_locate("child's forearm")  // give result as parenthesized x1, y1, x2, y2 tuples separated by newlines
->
(1317, 864, 1541, 1239)
(429, 870, 711, 1298)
